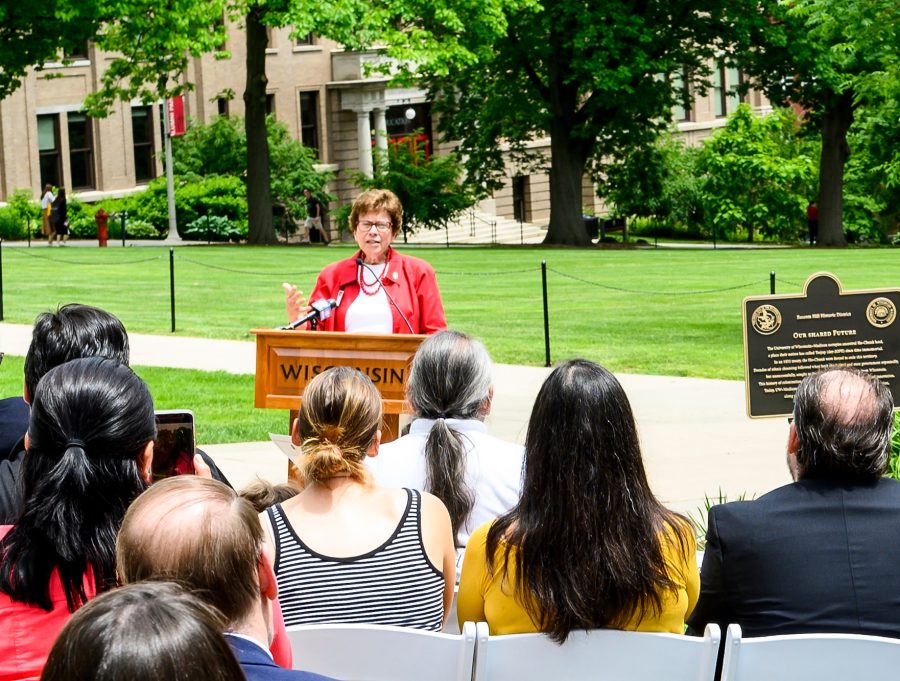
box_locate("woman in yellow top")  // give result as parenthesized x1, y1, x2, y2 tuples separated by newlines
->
(457, 359, 699, 641)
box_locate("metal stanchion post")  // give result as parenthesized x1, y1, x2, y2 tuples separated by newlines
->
(542, 260, 551, 368)
(169, 248, 176, 332)
(770, 271, 776, 295)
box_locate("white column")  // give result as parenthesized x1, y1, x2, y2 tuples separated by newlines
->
(373, 108, 388, 157)
(357, 111, 373, 178)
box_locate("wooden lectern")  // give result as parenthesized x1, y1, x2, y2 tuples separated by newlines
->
(251, 329, 426, 481)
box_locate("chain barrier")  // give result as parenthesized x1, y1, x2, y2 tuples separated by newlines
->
(7, 248, 162, 266)
(547, 268, 772, 296)
(175, 255, 321, 277)
(777, 278, 805, 288)
(435, 267, 541, 277)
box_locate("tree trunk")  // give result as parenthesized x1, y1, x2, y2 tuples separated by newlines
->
(244, 6, 276, 245)
(543, 120, 591, 245)
(816, 91, 853, 247)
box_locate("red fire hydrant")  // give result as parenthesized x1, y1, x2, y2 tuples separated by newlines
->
(95, 209, 109, 247)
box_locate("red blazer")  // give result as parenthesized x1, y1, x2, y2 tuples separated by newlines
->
(306, 249, 446, 334)
(0, 526, 97, 681)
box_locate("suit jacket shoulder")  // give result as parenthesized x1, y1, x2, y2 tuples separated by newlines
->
(226, 634, 335, 681)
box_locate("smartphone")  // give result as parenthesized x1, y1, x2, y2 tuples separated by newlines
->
(153, 410, 196, 480)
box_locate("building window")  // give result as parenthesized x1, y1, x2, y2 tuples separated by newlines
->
(214, 15, 227, 52)
(672, 69, 692, 122)
(512, 176, 530, 223)
(713, 63, 742, 118)
(266, 93, 276, 116)
(217, 97, 230, 117)
(131, 106, 156, 183)
(266, 27, 275, 49)
(63, 41, 90, 61)
(37, 114, 62, 189)
(294, 33, 314, 46)
(299, 91, 320, 157)
(67, 113, 95, 190)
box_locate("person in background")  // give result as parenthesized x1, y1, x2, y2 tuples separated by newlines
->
(457, 359, 698, 640)
(40, 582, 246, 681)
(806, 201, 819, 245)
(40, 184, 55, 240)
(0, 358, 156, 680)
(368, 330, 524, 551)
(283, 189, 446, 334)
(303, 188, 327, 244)
(262, 366, 455, 630)
(117, 476, 332, 681)
(50, 188, 68, 246)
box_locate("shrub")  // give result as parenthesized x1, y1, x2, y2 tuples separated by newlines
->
(0, 208, 25, 240)
(182, 215, 242, 242)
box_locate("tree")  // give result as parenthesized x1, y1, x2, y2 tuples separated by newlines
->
(730, 0, 900, 246)
(388, 0, 742, 245)
(352, 142, 476, 238)
(172, 114, 332, 226)
(0, 2, 103, 98)
(597, 131, 704, 234)
(696, 105, 817, 242)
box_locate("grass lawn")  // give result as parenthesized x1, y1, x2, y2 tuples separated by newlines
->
(1, 243, 897, 442)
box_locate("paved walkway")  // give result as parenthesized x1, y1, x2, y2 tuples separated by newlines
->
(0, 322, 789, 514)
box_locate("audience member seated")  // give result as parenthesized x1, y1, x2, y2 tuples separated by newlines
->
(0, 304, 228, 523)
(117, 476, 332, 680)
(688, 366, 900, 638)
(457, 359, 698, 640)
(262, 366, 455, 629)
(368, 330, 524, 550)
(0, 394, 29, 461)
(240, 479, 301, 512)
(0, 358, 155, 680)
(40, 581, 246, 681)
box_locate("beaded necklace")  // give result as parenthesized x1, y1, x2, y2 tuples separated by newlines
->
(357, 252, 390, 296)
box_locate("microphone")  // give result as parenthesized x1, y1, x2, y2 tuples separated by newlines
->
(280, 298, 337, 330)
(356, 258, 415, 334)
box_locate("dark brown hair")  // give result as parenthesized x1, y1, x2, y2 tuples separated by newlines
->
(486, 359, 692, 642)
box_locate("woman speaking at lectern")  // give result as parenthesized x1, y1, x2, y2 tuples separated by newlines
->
(283, 189, 446, 334)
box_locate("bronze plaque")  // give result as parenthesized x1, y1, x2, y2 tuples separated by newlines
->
(742, 272, 900, 418)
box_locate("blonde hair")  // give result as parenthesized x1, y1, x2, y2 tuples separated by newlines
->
(349, 189, 403, 236)
(297, 366, 383, 484)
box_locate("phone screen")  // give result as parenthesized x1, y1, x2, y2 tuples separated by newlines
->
(153, 410, 196, 480)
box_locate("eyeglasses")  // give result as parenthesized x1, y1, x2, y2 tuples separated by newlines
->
(357, 221, 392, 233)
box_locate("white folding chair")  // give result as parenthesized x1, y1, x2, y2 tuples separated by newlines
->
(721, 623, 900, 681)
(472, 622, 721, 681)
(287, 621, 477, 681)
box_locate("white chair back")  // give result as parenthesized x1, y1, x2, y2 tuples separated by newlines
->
(472, 622, 721, 681)
(721, 623, 900, 681)
(287, 621, 477, 681)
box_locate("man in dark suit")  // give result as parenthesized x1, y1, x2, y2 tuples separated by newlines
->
(117, 476, 333, 681)
(688, 366, 900, 638)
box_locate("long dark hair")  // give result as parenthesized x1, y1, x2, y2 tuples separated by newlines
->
(407, 330, 492, 546)
(41, 582, 246, 681)
(485, 359, 691, 642)
(0, 357, 155, 612)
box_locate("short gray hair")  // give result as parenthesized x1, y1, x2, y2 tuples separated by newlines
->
(792, 366, 894, 481)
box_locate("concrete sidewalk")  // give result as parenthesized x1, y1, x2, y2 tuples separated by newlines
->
(0, 322, 789, 514)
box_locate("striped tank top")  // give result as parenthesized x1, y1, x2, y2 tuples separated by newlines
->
(268, 488, 445, 630)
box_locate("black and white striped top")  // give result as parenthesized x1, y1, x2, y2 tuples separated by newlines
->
(268, 488, 445, 630)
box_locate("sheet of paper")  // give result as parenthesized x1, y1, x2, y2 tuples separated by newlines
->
(268, 433, 300, 466)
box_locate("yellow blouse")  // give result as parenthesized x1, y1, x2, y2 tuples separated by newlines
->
(457, 519, 699, 635)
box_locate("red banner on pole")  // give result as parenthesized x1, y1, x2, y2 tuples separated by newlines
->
(167, 96, 186, 137)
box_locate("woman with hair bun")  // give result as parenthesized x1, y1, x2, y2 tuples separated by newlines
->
(0, 357, 156, 680)
(457, 359, 698, 641)
(263, 366, 455, 630)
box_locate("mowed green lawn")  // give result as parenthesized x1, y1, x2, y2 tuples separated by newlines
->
(1, 243, 896, 442)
